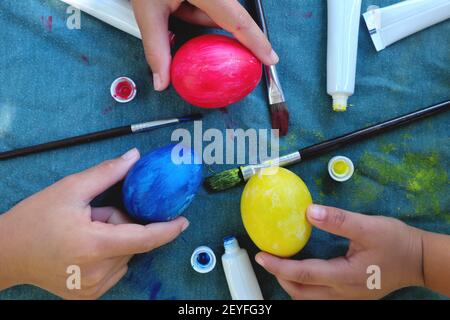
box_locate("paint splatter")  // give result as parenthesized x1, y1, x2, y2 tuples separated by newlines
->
(314, 176, 323, 188)
(219, 107, 230, 118)
(313, 177, 327, 202)
(304, 11, 313, 19)
(402, 133, 413, 140)
(351, 172, 384, 204)
(41, 16, 53, 32)
(379, 143, 397, 154)
(285, 128, 324, 150)
(81, 55, 90, 65)
(219, 108, 236, 139)
(149, 281, 162, 300)
(300, 127, 325, 141)
(179, 236, 188, 244)
(102, 105, 114, 115)
(285, 132, 298, 148)
(360, 151, 449, 217)
(124, 255, 172, 300)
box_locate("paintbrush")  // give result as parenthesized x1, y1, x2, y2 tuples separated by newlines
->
(253, 0, 289, 136)
(0, 114, 202, 160)
(204, 100, 449, 192)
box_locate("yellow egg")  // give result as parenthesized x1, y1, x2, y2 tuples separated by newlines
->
(241, 167, 312, 257)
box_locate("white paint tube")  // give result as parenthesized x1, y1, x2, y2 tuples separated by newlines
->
(327, 0, 362, 112)
(363, 0, 450, 52)
(60, 0, 142, 38)
(222, 237, 263, 300)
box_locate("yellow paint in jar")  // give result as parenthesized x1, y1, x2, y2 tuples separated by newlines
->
(241, 167, 312, 258)
(333, 160, 350, 175)
(328, 156, 354, 182)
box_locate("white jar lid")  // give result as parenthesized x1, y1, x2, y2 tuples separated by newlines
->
(191, 246, 216, 274)
(110, 77, 137, 103)
(328, 156, 355, 182)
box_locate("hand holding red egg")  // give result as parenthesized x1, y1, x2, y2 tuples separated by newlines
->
(131, 0, 279, 91)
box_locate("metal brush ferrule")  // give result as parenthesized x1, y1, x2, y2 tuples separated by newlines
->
(265, 65, 286, 105)
(131, 119, 179, 133)
(241, 151, 302, 181)
(255, 0, 286, 105)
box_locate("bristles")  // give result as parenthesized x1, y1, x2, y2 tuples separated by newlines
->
(204, 168, 244, 192)
(270, 102, 290, 136)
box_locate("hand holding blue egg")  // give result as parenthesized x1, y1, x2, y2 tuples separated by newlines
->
(122, 144, 203, 223)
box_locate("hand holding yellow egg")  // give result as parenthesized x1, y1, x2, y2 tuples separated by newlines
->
(241, 168, 313, 257)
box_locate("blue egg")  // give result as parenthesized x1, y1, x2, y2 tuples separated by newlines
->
(123, 144, 203, 223)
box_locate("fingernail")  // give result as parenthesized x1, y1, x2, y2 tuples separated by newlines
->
(255, 255, 265, 267)
(181, 219, 190, 232)
(308, 204, 327, 221)
(269, 49, 279, 65)
(153, 73, 163, 91)
(121, 148, 139, 161)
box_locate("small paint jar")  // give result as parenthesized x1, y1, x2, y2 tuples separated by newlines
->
(110, 77, 137, 103)
(328, 156, 354, 182)
(191, 246, 216, 274)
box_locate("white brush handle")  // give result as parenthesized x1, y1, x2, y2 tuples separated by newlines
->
(60, 0, 142, 39)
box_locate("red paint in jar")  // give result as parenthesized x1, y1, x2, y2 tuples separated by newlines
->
(110, 77, 137, 103)
(115, 81, 133, 99)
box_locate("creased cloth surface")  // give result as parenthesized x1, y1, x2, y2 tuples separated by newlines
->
(0, 0, 448, 300)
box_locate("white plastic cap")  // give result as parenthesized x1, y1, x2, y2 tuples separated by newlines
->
(332, 95, 349, 112)
(328, 156, 355, 182)
(110, 77, 137, 103)
(191, 246, 216, 274)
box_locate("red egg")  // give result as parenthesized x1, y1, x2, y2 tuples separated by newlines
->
(171, 34, 263, 109)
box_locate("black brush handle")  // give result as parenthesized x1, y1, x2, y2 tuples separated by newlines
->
(254, 0, 269, 37)
(0, 126, 131, 160)
(300, 100, 450, 160)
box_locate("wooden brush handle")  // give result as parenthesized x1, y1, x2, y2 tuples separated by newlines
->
(0, 126, 130, 160)
(300, 100, 450, 160)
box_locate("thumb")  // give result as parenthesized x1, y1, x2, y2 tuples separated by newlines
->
(307, 204, 373, 242)
(62, 148, 140, 203)
(132, 0, 172, 91)
(94, 217, 190, 257)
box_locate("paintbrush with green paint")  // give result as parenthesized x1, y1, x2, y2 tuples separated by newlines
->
(204, 100, 449, 192)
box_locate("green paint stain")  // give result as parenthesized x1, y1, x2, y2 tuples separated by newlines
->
(402, 133, 413, 140)
(351, 172, 384, 205)
(280, 129, 326, 155)
(285, 132, 298, 147)
(380, 143, 396, 154)
(301, 128, 325, 141)
(314, 177, 323, 188)
(360, 152, 449, 218)
(312, 177, 325, 201)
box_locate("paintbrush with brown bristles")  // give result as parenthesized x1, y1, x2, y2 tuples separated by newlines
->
(204, 100, 450, 193)
(253, 0, 289, 136)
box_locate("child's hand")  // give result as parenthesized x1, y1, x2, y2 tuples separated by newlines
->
(0, 149, 189, 299)
(255, 205, 424, 299)
(131, 0, 279, 91)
